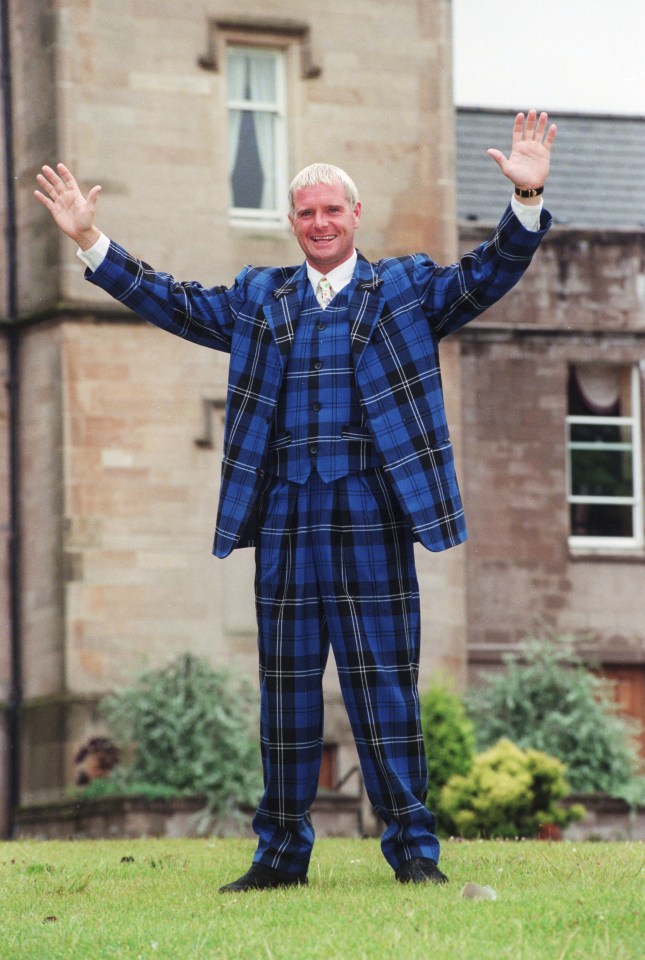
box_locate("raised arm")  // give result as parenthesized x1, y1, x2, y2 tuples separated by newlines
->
(34, 163, 103, 250)
(34, 162, 236, 352)
(414, 110, 556, 338)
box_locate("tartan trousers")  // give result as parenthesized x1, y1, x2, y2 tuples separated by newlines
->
(251, 467, 440, 874)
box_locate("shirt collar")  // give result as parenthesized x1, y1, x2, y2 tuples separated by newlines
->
(306, 250, 357, 294)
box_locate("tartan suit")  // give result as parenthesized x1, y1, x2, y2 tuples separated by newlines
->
(251, 279, 434, 872)
(86, 202, 551, 870)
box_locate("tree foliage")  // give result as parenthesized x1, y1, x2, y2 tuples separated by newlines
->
(466, 634, 642, 795)
(440, 738, 585, 839)
(420, 680, 475, 818)
(98, 654, 263, 812)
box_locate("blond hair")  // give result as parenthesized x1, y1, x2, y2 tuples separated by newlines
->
(288, 163, 359, 215)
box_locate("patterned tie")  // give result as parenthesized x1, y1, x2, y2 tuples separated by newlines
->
(316, 277, 333, 309)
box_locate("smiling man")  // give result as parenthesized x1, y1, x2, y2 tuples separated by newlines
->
(288, 171, 362, 273)
(35, 110, 556, 892)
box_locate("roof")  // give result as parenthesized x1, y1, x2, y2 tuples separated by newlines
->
(457, 109, 645, 229)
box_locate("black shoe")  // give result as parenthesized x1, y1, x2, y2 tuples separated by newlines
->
(218, 862, 308, 893)
(395, 857, 449, 885)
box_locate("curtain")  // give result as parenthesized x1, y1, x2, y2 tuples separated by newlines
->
(574, 365, 622, 415)
(227, 52, 246, 190)
(248, 54, 276, 210)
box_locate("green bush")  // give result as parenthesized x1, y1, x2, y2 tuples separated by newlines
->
(466, 634, 642, 796)
(439, 738, 585, 839)
(420, 681, 474, 818)
(96, 654, 263, 813)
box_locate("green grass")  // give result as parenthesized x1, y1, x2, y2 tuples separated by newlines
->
(0, 838, 643, 959)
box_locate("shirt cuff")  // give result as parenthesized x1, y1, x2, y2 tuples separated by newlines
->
(510, 195, 543, 232)
(76, 232, 110, 271)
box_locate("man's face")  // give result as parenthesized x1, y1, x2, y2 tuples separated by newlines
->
(288, 182, 361, 273)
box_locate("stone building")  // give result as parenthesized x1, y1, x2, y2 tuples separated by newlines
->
(0, 0, 463, 836)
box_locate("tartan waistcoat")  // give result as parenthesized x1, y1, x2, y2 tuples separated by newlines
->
(265, 281, 381, 482)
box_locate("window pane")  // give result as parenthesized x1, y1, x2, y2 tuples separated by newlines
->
(570, 502, 633, 538)
(569, 421, 630, 444)
(570, 448, 633, 497)
(227, 48, 281, 213)
(227, 49, 277, 104)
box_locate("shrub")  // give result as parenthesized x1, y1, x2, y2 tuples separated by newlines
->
(96, 654, 263, 813)
(420, 680, 475, 819)
(439, 738, 585, 839)
(466, 634, 642, 796)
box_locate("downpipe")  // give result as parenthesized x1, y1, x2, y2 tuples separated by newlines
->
(1, 0, 22, 839)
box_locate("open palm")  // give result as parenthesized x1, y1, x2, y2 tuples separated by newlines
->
(488, 111, 557, 190)
(34, 163, 102, 246)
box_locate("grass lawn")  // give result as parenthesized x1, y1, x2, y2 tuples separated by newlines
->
(0, 837, 643, 960)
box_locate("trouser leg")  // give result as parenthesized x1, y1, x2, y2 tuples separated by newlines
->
(317, 470, 440, 869)
(252, 477, 328, 875)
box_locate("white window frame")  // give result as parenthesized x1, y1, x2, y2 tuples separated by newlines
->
(227, 45, 288, 228)
(566, 364, 643, 550)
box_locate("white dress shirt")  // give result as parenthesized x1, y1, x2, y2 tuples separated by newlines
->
(305, 251, 357, 300)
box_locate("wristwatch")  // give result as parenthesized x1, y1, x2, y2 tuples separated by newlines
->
(514, 186, 544, 198)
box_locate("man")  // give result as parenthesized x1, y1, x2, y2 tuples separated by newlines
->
(35, 109, 556, 891)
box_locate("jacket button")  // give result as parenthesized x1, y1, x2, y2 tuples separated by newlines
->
(309, 444, 318, 455)
(312, 402, 322, 412)
(313, 360, 323, 370)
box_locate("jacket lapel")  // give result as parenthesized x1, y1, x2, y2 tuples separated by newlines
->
(261, 255, 384, 368)
(349, 253, 385, 368)
(262, 262, 308, 365)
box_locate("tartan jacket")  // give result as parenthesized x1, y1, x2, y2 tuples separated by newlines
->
(86, 203, 551, 557)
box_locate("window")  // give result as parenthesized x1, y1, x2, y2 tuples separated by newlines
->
(566, 364, 643, 547)
(227, 47, 287, 225)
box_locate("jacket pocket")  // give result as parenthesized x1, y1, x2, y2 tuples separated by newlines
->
(267, 432, 292, 450)
(341, 424, 373, 441)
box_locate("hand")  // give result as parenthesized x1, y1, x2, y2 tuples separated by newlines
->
(487, 110, 557, 194)
(34, 163, 102, 250)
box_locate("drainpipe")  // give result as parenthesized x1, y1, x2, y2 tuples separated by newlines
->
(1, 0, 22, 839)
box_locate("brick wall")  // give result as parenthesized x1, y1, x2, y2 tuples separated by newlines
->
(458, 225, 645, 668)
